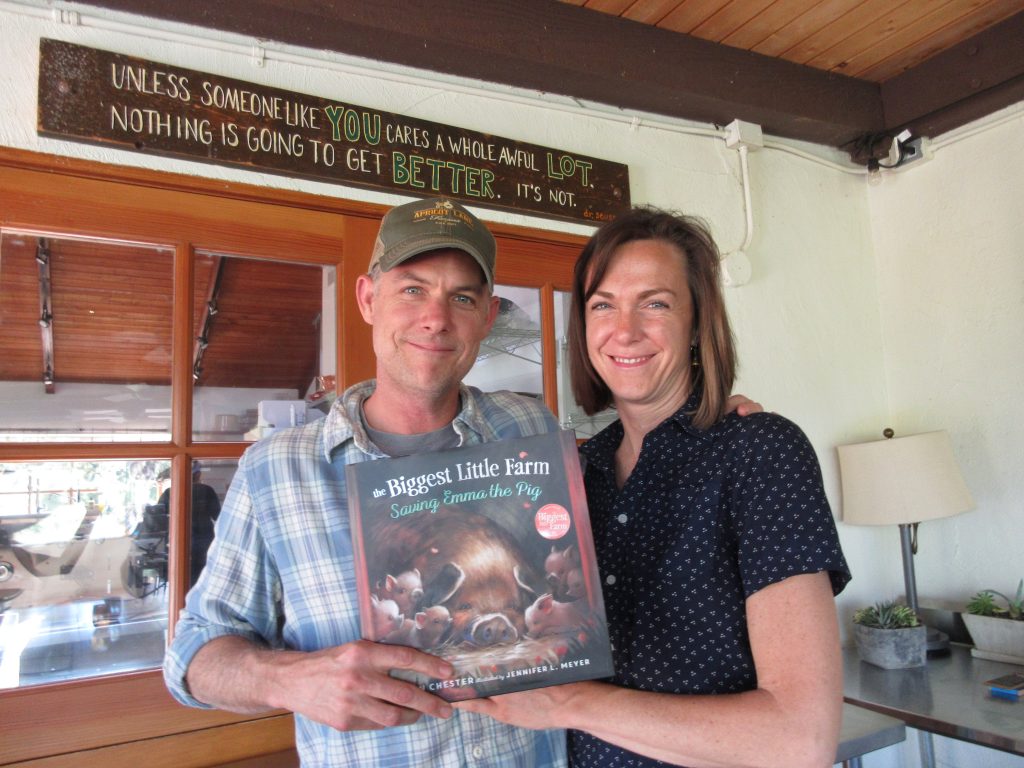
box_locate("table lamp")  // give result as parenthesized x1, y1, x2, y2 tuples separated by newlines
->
(837, 429, 974, 653)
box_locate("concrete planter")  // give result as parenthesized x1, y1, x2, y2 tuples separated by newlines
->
(963, 613, 1024, 664)
(853, 623, 927, 669)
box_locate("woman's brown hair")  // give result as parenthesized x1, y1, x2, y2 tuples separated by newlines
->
(567, 206, 736, 431)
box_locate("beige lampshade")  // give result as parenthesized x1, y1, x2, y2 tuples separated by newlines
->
(837, 430, 974, 526)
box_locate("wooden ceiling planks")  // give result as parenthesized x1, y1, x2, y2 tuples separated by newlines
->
(572, 0, 1024, 82)
(851, 0, 1024, 81)
(44, 238, 172, 386)
(0, 234, 45, 382)
(0, 235, 322, 393)
(688, 0, 778, 41)
(620, 0, 691, 25)
(799, 0, 913, 72)
(190, 254, 321, 393)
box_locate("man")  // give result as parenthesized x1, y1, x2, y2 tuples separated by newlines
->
(163, 197, 567, 766)
(156, 462, 221, 586)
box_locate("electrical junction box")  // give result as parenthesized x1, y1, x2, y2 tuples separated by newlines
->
(724, 119, 763, 150)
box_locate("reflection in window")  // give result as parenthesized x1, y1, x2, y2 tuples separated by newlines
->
(191, 252, 334, 442)
(554, 290, 617, 439)
(0, 459, 171, 688)
(150, 459, 237, 588)
(465, 286, 543, 398)
(0, 232, 174, 443)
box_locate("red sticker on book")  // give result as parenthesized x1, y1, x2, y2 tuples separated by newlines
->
(535, 504, 571, 539)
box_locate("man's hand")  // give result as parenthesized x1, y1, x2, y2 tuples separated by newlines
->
(187, 636, 455, 732)
(727, 394, 763, 417)
(270, 640, 455, 731)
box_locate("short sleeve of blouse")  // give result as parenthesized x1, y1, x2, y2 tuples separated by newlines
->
(729, 413, 851, 598)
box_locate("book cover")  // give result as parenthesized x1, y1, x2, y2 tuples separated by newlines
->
(346, 429, 613, 701)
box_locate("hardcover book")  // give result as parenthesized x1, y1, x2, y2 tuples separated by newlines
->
(346, 429, 613, 701)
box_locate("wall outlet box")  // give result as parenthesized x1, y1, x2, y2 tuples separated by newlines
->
(724, 119, 763, 150)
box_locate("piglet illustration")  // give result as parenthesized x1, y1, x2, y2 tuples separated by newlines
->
(565, 567, 585, 600)
(545, 544, 582, 601)
(524, 593, 590, 638)
(412, 604, 454, 649)
(377, 568, 424, 617)
(384, 605, 454, 649)
(370, 595, 403, 639)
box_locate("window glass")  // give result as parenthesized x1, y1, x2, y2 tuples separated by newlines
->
(0, 459, 170, 688)
(191, 253, 335, 442)
(156, 459, 237, 589)
(0, 233, 173, 443)
(464, 285, 543, 398)
(554, 290, 617, 439)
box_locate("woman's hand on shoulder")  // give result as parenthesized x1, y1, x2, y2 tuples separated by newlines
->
(727, 394, 763, 416)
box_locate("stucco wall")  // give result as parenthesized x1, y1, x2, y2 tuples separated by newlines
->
(865, 102, 1024, 768)
(867, 109, 1024, 620)
(2, 3, 1022, 766)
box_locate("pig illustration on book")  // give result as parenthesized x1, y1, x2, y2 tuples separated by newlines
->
(525, 592, 593, 638)
(374, 567, 424, 617)
(369, 507, 544, 648)
(383, 604, 454, 650)
(545, 543, 584, 601)
(565, 567, 585, 600)
(370, 595, 403, 639)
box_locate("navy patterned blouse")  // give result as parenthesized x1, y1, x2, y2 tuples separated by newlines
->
(569, 398, 851, 767)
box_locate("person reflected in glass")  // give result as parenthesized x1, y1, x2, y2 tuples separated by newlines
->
(457, 207, 851, 768)
(156, 462, 221, 585)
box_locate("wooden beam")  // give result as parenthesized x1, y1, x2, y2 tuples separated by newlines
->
(73, 0, 884, 150)
(881, 11, 1024, 139)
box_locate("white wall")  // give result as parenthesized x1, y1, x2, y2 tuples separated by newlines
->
(867, 109, 1024, 610)
(2, 3, 1021, 766)
(866, 108, 1024, 768)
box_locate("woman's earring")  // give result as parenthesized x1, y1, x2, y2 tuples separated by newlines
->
(690, 344, 700, 370)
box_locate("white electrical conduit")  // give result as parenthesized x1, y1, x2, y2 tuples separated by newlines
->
(737, 144, 754, 252)
(720, 143, 755, 287)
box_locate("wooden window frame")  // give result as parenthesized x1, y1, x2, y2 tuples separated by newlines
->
(0, 146, 584, 764)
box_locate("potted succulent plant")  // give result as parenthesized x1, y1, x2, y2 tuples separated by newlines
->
(852, 600, 927, 669)
(963, 580, 1024, 664)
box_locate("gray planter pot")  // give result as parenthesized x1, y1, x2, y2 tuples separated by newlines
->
(963, 613, 1024, 664)
(853, 623, 927, 669)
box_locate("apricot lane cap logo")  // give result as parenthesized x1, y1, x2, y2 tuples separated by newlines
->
(370, 197, 496, 288)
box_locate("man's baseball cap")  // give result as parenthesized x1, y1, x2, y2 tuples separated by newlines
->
(369, 197, 496, 288)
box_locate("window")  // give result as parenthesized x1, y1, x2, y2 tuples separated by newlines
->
(465, 284, 543, 396)
(554, 289, 617, 438)
(0, 234, 174, 442)
(0, 458, 171, 686)
(0, 227, 338, 694)
(190, 253, 336, 443)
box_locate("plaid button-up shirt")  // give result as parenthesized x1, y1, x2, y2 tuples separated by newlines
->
(164, 381, 566, 767)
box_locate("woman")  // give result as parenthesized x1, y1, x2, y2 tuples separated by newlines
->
(458, 207, 850, 768)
